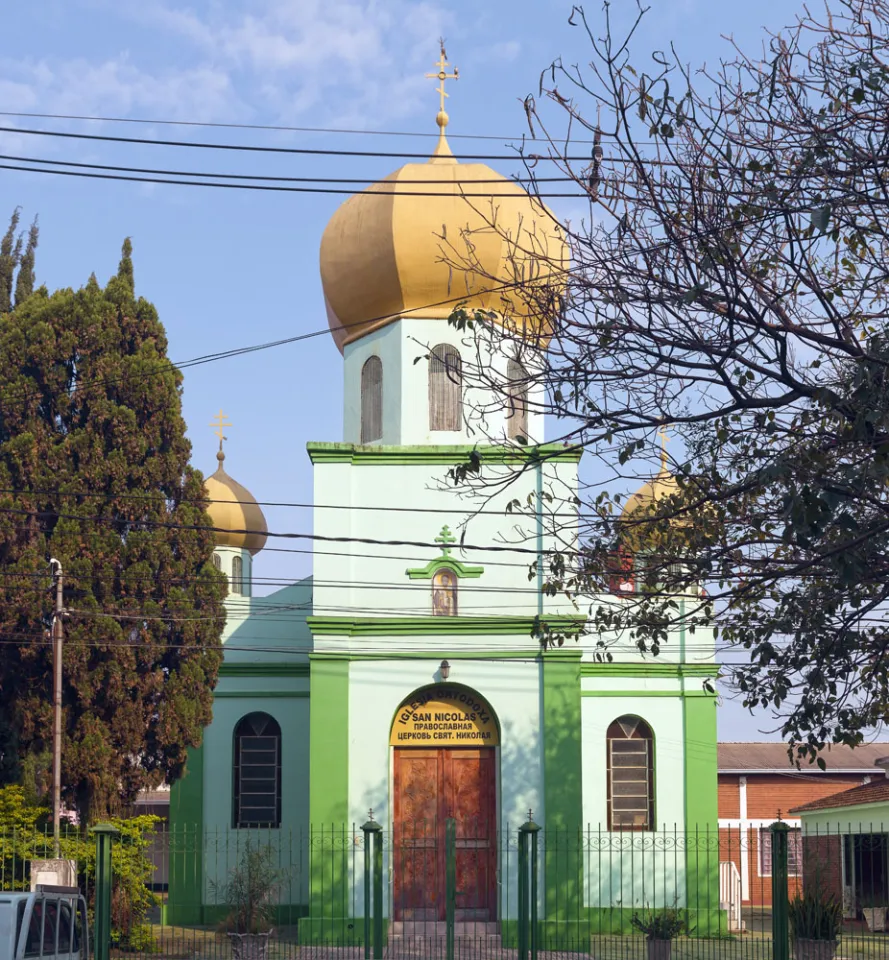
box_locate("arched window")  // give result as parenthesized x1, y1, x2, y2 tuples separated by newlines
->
(212, 554, 221, 571)
(361, 355, 383, 443)
(231, 555, 243, 596)
(429, 344, 462, 432)
(506, 360, 528, 440)
(607, 716, 654, 830)
(233, 712, 282, 828)
(432, 568, 458, 616)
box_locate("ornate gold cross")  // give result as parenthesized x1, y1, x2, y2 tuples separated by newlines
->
(426, 39, 459, 115)
(658, 426, 669, 467)
(210, 408, 231, 446)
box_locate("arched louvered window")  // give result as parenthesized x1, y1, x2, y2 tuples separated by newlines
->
(361, 355, 383, 443)
(429, 344, 462, 432)
(506, 360, 528, 440)
(432, 568, 458, 616)
(233, 712, 282, 828)
(212, 554, 221, 571)
(607, 716, 655, 830)
(231, 555, 244, 596)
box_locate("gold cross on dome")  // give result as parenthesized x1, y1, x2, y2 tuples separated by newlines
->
(425, 39, 459, 115)
(210, 408, 231, 446)
(658, 426, 669, 468)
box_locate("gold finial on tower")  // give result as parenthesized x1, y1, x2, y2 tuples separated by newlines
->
(426, 38, 458, 161)
(210, 408, 232, 463)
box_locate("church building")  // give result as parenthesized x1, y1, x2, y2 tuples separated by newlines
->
(167, 54, 720, 940)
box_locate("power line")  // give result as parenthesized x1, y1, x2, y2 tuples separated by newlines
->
(0, 152, 576, 184)
(0, 124, 591, 162)
(0, 110, 565, 143)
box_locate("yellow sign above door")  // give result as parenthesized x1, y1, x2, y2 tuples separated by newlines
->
(390, 685, 500, 747)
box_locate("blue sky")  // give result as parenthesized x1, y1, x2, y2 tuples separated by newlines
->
(1, 0, 811, 739)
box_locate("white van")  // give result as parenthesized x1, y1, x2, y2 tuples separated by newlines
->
(0, 887, 89, 960)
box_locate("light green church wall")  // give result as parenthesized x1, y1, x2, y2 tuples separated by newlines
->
(800, 801, 889, 833)
(342, 318, 548, 446)
(200, 690, 310, 906)
(345, 656, 544, 921)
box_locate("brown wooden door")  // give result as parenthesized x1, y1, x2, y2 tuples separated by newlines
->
(393, 748, 496, 921)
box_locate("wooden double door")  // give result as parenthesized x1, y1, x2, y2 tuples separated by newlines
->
(393, 747, 496, 921)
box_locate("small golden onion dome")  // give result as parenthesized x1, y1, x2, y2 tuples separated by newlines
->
(203, 449, 268, 555)
(319, 133, 569, 353)
(621, 462, 681, 520)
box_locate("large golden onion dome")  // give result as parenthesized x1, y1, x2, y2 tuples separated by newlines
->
(204, 448, 268, 555)
(621, 462, 681, 520)
(319, 90, 568, 353)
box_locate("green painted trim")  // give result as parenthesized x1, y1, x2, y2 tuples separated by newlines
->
(219, 662, 310, 677)
(683, 694, 720, 919)
(405, 557, 484, 579)
(306, 441, 583, 465)
(308, 660, 349, 919)
(308, 649, 577, 661)
(580, 689, 714, 698)
(214, 691, 310, 699)
(542, 656, 583, 921)
(307, 615, 586, 637)
(167, 749, 204, 926)
(579, 662, 718, 678)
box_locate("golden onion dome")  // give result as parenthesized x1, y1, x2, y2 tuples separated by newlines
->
(204, 449, 268, 555)
(621, 462, 681, 520)
(319, 123, 569, 353)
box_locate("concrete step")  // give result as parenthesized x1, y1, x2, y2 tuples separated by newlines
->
(389, 921, 499, 938)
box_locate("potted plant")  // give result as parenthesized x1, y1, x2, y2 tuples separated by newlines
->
(631, 908, 687, 960)
(209, 844, 288, 960)
(860, 892, 886, 932)
(789, 890, 843, 960)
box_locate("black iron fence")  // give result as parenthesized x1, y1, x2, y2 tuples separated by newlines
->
(5, 821, 889, 959)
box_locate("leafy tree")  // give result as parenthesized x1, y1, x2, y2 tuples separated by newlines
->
(13, 217, 38, 307)
(0, 209, 23, 314)
(0, 239, 226, 822)
(448, 0, 889, 757)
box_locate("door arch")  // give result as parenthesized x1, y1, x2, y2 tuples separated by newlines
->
(390, 684, 499, 922)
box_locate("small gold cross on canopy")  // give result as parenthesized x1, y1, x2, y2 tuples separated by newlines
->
(210, 409, 231, 449)
(425, 39, 459, 116)
(435, 524, 457, 556)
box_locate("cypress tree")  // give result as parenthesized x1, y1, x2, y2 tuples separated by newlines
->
(13, 218, 38, 307)
(0, 209, 22, 314)
(0, 239, 226, 823)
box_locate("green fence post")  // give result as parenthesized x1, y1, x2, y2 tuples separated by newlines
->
(518, 824, 529, 960)
(91, 823, 120, 960)
(445, 818, 456, 960)
(519, 815, 541, 960)
(771, 821, 791, 960)
(372, 820, 383, 960)
(361, 814, 380, 960)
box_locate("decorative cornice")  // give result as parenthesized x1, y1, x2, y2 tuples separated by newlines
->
(580, 662, 718, 679)
(214, 690, 310, 698)
(307, 648, 583, 661)
(306, 442, 583, 466)
(406, 557, 484, 580)
(306, 615, 586, 637)
(580, 690, 715, 698)
(219, 662, 310, 677)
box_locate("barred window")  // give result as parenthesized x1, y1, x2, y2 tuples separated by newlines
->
(506, 360, 528, 440)
(429, 344, 462, 432)
(233, 712, 281, 829)
(361, 355, 383, 443)
(759, 828, 802, 877)
(231, 555, 243, 595)
(607, 716, 655, 830)
(212, 554, 221, 571)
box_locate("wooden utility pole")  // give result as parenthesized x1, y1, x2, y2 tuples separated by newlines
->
(49, 558, 64, 857)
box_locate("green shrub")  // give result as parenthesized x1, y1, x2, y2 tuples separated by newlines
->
(630, 908, 687, 940)
(789, 891, 843, 942)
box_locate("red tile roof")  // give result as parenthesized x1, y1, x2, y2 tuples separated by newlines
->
(790, 779, 889, 814)
(718, 742, 889, 773)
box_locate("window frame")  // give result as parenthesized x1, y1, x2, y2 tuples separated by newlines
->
(506, 359, 529, 441)
(606, 716, 655, 831)
(758, 827, 803, 878)
(428, 344, 463, 432)
(231, 555, 244, 596)
(360, 355, 383, 443)
(233, 712, 282, 829)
